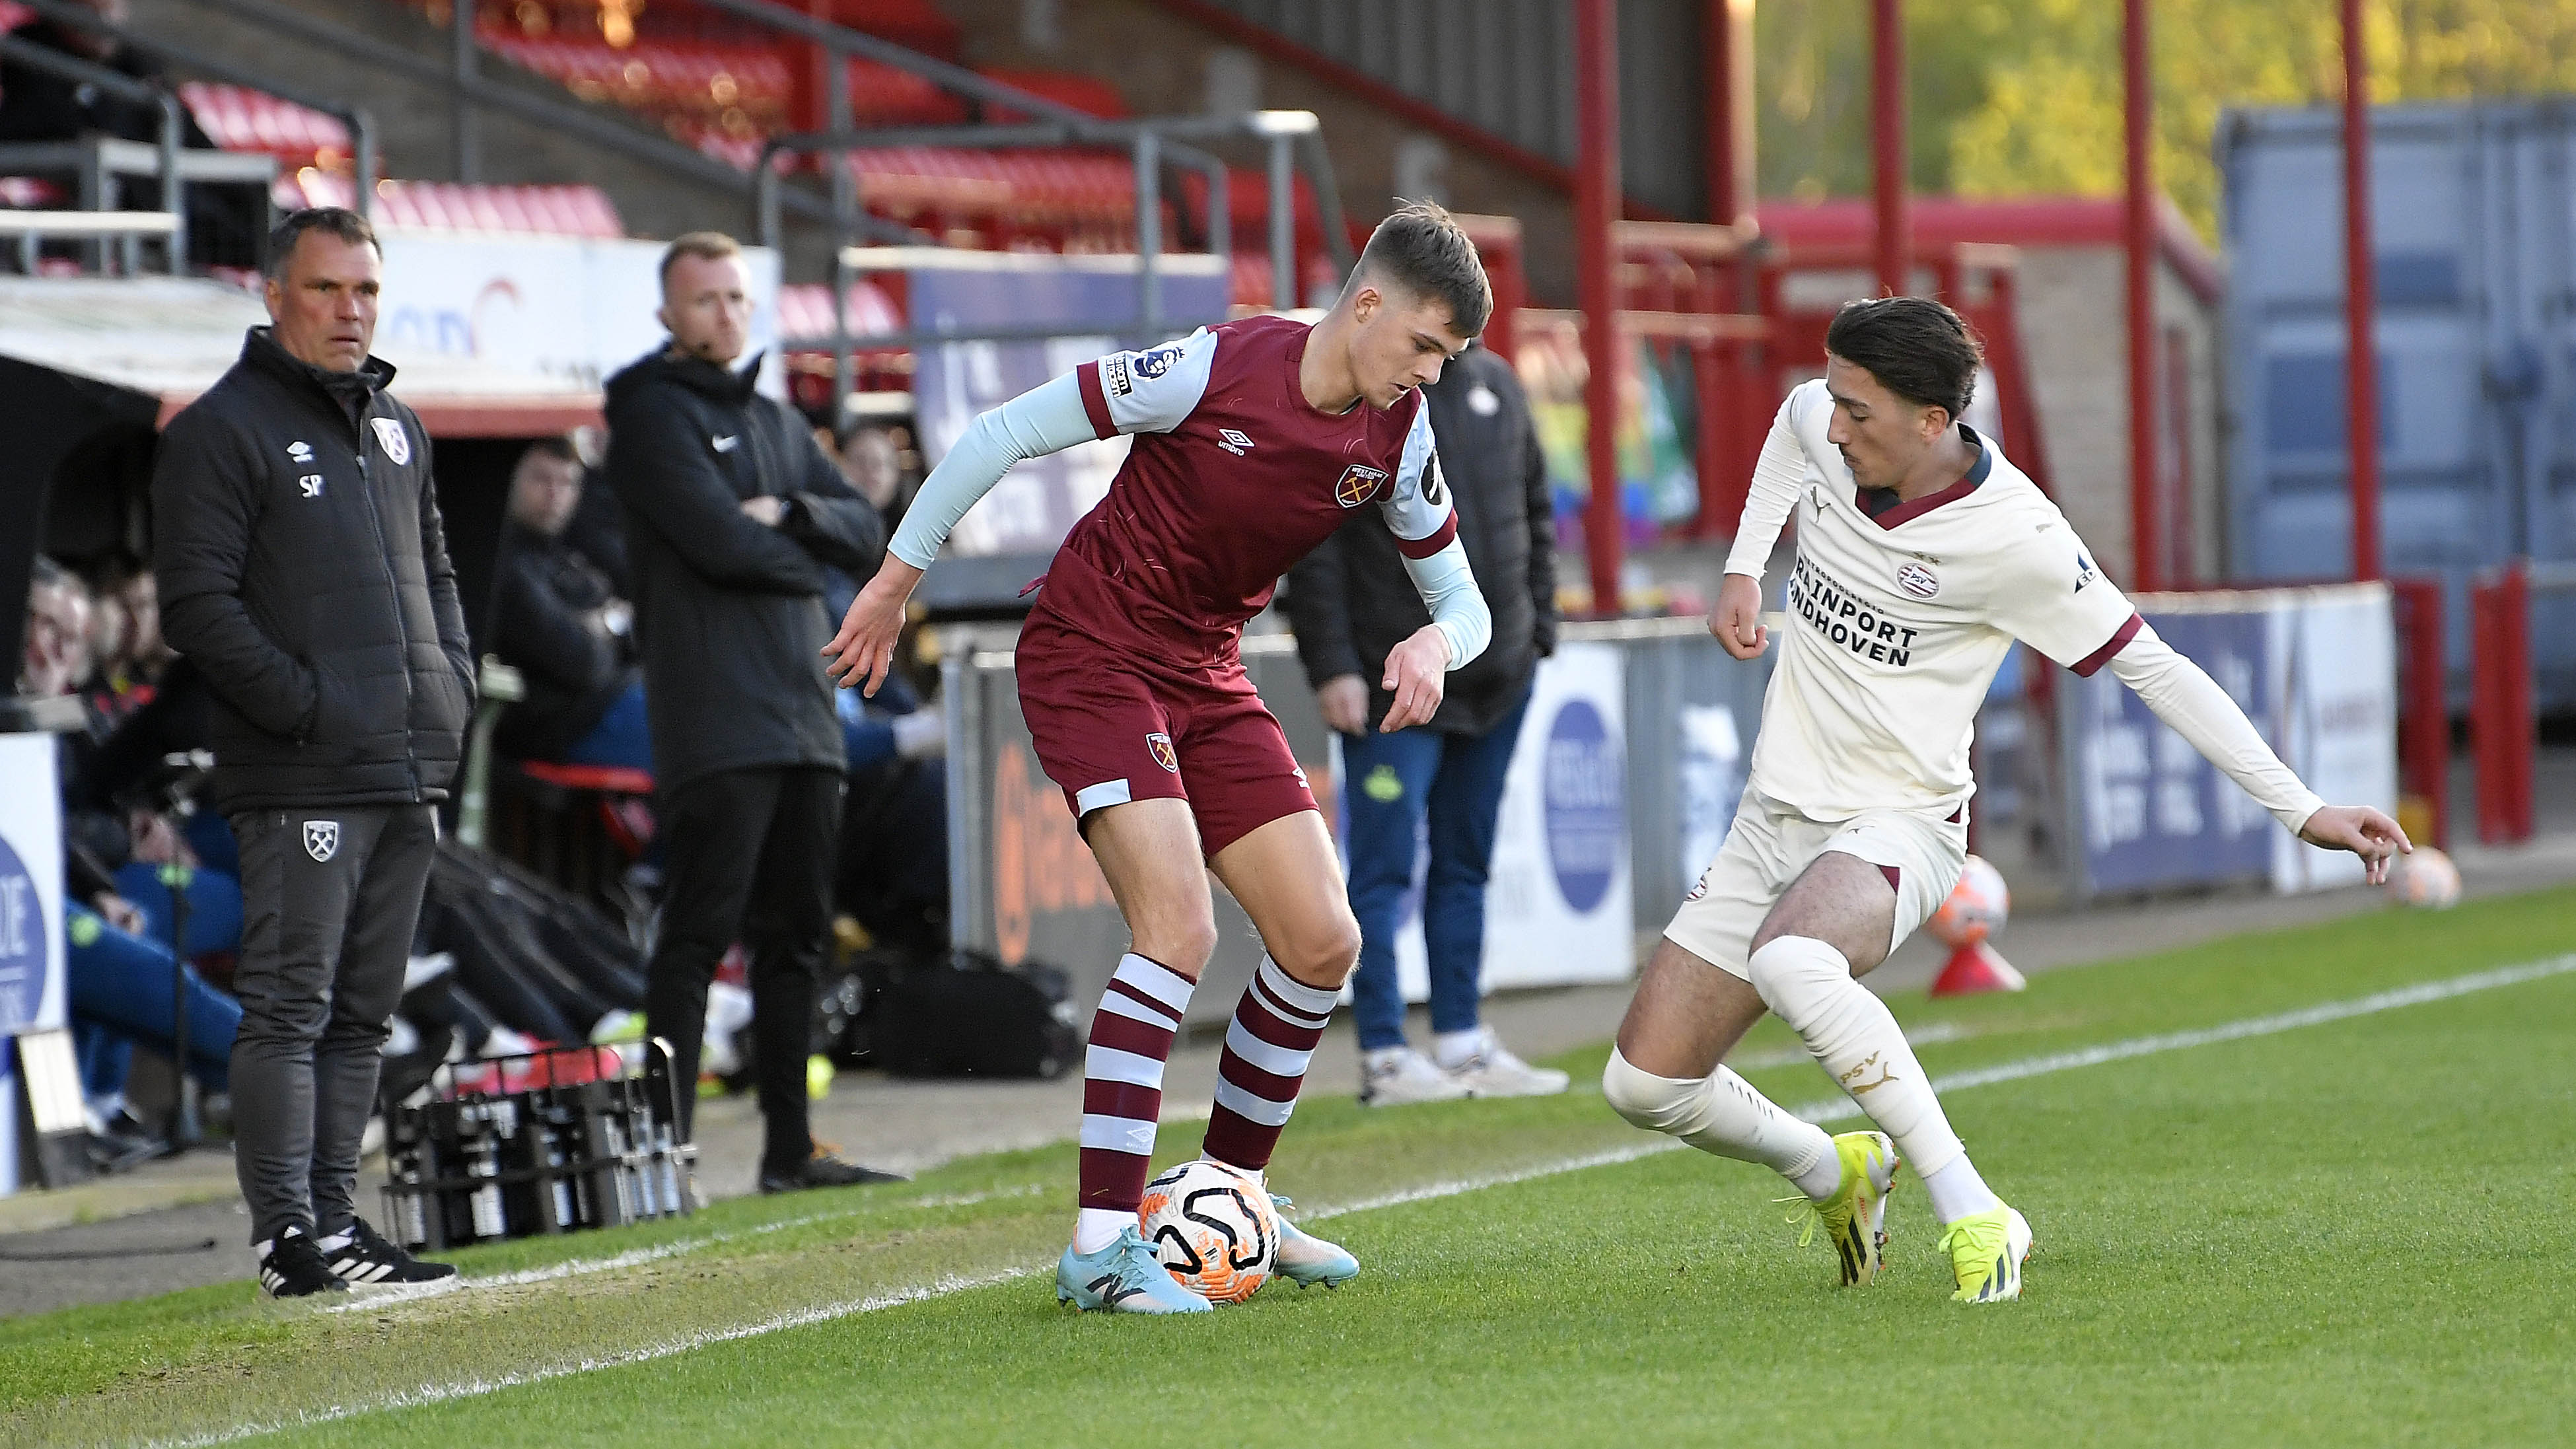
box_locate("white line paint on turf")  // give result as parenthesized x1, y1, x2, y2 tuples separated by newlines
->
(178, 952, 2576, 1442)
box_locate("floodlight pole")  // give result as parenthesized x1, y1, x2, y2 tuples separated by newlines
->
(2124, 0, 2159, 591)
(2342, 0, 2381, 582)
(1577, 0, 1625, 616)
(1871, 0, 1907, 297)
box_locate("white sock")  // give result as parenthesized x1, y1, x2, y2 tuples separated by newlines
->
(1746, 935, 1968, 1180)
(1362, 1045, 1410, 1072)
(1431, 1027, 1484, 1070)
(314, 1225, 357, 1253)
(1602, 1047, 1836, 1194)
(1919, 1154, 2001, 1224)
(1073, 1207, 1133, 1254)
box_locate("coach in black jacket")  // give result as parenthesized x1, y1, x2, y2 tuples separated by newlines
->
(1283, 343, 1564, 1105)
(604, 231, 898, 1195)
(153, 207, 467, 1295)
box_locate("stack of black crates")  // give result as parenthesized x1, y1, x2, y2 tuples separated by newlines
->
(381, 1040, 697, 1250)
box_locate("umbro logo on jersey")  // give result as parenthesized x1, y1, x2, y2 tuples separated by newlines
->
(1145, 732, 1178, 773)
(287, 441, 314, 464)
(1217, 428, 1254, 456)
(711, 435, 740, 453)
(1334, 464, 1389, 509)
(1896, 561, 1941, 600)
(2074, 551, 2098, 592)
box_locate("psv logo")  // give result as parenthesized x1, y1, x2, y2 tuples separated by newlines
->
(1145, 732, 1178, 773)
(303, 819, 340, 863)
(1334, 464, 1389, 509)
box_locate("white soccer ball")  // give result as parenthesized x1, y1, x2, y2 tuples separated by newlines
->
(1927, 854, 2009, 947)
(2390, 846, 2462, 909)
(1137, 1160, 1278, 1304)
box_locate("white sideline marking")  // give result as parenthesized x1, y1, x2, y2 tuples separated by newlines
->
(172, 952, 2576, 1443)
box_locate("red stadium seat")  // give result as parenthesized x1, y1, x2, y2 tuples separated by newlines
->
(517, 761, 656, 796)
(978, 69, 1131, 124)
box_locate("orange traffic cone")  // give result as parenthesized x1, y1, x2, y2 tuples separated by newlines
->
(1929, 939, 2026, 997)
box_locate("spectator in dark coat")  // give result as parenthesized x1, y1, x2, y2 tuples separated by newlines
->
(489, 437, 643, 765)
(1284, 343, 1567, 1108)
(604, 230, 900, 1195)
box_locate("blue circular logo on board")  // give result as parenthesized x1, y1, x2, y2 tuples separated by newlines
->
(1542, 699, 1623, 912)
(0, 833, 49, 1032)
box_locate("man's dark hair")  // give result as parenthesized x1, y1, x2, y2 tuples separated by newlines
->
(1824, 296, 1986, 424)
(521, 435, 581, 466)
(1355, 200, 1492, 338)
(264, 207, 378, 280)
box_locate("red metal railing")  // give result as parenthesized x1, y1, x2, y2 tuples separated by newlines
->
(2471, 559, 2533, 845)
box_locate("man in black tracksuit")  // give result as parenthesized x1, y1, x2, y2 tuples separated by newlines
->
(1284, 343, 1564, 1106)
(605, 231, 900, 1194)
(153, 208, 468, 1295)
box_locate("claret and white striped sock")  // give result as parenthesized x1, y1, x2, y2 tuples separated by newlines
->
(1073, 953, 1197, 1254)
(1199, 956, 1338, 1173)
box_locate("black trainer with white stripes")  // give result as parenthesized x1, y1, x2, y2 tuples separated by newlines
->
(316, 1217, 458, 1285)
(257, 1225, 350, 1298)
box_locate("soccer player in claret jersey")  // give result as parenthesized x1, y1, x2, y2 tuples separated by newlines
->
(824, 203, 1496, 1314)
(1600, 297, 2410, 1304)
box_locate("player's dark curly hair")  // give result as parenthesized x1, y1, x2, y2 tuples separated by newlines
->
(1824, 296, 1986, 424)
(1355, 200, 1493, 338)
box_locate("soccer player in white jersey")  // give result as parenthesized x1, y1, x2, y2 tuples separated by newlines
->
(1600, 297, 2408, 1303)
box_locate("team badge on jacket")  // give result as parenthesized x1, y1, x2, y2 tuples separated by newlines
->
(303, 819, 340, 863)
(370, 417, 411, 466)
(1334, 463, 1388, 509)
(1145, 732, 1179, 773)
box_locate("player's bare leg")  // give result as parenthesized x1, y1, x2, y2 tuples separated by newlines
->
(1055, 798, 1217, 1312)
(1744, 851, 2028, 1299)
(1197, 809, 1365, 1286)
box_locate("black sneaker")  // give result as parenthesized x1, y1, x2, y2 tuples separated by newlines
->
(759, 1147, 910, 1195)
(317, 1217, 458, 1285)
(258, 1226, 350, 1298)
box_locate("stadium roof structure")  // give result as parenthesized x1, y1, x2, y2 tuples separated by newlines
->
(0, 275, 600, 435)
(1754, 195, 2225, 306)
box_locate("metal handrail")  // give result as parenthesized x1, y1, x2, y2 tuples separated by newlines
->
(0, 30, 186, 266)
(756, 110, 1348, 407)
(18, 0, 375, 223)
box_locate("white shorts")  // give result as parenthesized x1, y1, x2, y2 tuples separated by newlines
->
(1665, 787, 1969, 981)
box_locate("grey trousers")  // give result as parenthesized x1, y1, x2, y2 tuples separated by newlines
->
(229, 803, 437, 1244)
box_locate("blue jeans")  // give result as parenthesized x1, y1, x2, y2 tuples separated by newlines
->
(1342, 686, 1533, 1051)
(112, 861, 244, 957)
(66, 905, 240, 1098)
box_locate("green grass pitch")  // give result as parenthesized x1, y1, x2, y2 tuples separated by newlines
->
(7, 888, 2574, 1447)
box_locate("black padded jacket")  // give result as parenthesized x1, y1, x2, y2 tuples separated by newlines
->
(602, 348, 885, 791)
(151, 328, 475, 812)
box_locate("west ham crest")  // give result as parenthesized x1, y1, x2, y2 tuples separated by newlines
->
(370, 417, 411, 466)
(303, 819, 341, 863)
(1334, 464, 1388, 509)
(1145, 732, 1178, 773)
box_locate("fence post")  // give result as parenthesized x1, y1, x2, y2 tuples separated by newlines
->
(2388, 575, 2449, 848)
(2472, 559, 2534, 844)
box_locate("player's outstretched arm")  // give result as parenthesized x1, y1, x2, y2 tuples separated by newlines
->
(2106, 625, 2411, 883)
(821, 372, 1096, 693)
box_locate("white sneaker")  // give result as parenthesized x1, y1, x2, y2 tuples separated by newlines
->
(1359, 1047, 1472, 1107)
(1442, 1028, 1570, 1098)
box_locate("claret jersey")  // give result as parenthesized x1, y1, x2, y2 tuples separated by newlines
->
(1042, 314, 1456, 653)
(1727, 380, 2143, 821)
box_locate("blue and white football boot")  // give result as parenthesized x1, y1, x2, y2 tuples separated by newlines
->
(1267, 1195, 1360, 1289)
(1055, 1225, 1212, 1314)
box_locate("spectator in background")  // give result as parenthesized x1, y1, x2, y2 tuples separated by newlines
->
(605, 230, 900, 1195)
(154, 207, 468, 1296)
(20, 560, 241, 1168)
(0, 0, 258, 265)
(1285, 343, 1568, 1108)
(489, 436, 646, 767)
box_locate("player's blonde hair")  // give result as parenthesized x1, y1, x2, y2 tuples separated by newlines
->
(1354, 201, 1492, 338)
(659, 230, 744, 293)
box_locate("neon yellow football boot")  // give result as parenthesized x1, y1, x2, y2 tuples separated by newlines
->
(1781, 1130, 1901, 1286)
(1936, 1203, 2034, 1304)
